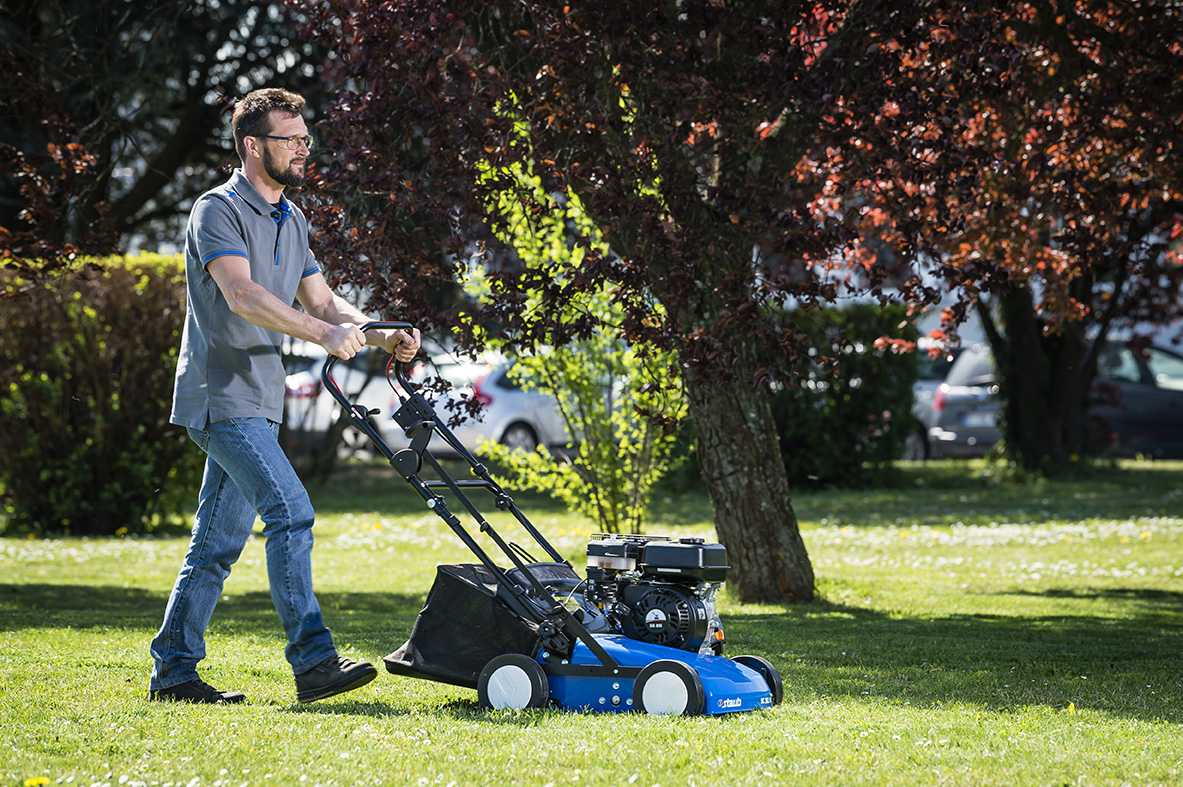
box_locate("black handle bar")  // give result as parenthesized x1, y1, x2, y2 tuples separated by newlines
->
(314, 322, 594, 654)
(320, 321, 416, 405)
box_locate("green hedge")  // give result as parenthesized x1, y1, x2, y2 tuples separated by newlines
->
(0, 254, 204, 535)
(771, 302, 919, 489)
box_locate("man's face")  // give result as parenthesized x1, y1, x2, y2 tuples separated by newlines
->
(259, 111, 309, 189)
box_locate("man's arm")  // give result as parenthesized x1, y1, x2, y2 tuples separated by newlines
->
(296, 269, 421, 362)
(207, 255, 365, 359)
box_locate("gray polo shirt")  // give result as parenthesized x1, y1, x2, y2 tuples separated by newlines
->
(170, 170, 320, 428)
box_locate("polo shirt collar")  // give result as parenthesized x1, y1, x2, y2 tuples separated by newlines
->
(228, 169, 291, 217)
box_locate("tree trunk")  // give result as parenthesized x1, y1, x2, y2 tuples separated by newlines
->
(682, 364, 815, 604)
(990, 287, 1090, 472)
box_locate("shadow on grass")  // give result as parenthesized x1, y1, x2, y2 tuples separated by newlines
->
(789, 461, 1183, 528)
(1006, 587, 1183, 606)
(282, 700, 419, 718)
(5, 580, 1179, 724)
(304, 460, 575, 519)
(722, 593, 1182, 724)
(282, 697, 569, 723)
(0, 584, 426, 656)
(309, 458, 1183, 530)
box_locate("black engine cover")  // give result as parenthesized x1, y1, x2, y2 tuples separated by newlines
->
(617, 583, 708, 652)
(639, 539, 728, 583)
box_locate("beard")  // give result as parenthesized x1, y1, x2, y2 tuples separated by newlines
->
(262, 146, 306, 188)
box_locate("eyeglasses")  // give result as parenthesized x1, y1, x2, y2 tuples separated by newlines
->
(252, 134, 314, 151)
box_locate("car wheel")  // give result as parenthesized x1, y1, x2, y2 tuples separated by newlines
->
(633, 660, 705, 716)
(901, 427, 928, 461)
(339, 427, 375, 459)
(500, 422, 539, 452)
(1085, 415, 1115, 456)
(477, 654, 549, 709)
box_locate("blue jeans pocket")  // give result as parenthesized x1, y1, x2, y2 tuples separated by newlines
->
(186, 424, 210, 452)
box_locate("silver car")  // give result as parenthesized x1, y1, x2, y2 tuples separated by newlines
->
(282, 343, 402, 457)
(284, 346, 569, 458)
(926, 344, 1001, 459)
(925, 340, 1183, 459)
(903, 343, 964, 460)
(398, 353, 570, 455)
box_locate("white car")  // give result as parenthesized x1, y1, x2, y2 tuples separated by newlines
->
(282, 343, 400, 458)
(396, 353, 570, 456)
(283, 345, 569, 458)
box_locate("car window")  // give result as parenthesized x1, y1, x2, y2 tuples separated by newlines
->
(283, 354, 318, 374)
(433, 361, 489, 389)
(944, 347, 994, 386)
(497, 362, 563, 393)
(917, 349, 960, 382)
(495, 363, 526, 391)
(494, 372, 521, 391)
(1146, 348, 1183, 391)
(1097, 346, 1143, 384)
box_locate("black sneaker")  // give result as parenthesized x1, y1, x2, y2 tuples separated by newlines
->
(295, 655, 377, 703)
(148, 678, 246, 704)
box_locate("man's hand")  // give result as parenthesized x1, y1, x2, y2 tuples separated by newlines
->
(323, 323, 367, 360)
(376, 327, 421, 363)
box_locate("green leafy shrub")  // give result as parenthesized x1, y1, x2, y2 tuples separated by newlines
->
(465, 153, 685, 534)
(481, 337, 686, 536)
(0, 254, 204, 535)
(771, 303, 919, 489)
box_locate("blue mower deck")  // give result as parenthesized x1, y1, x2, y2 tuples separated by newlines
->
(544, 635, 774, 715)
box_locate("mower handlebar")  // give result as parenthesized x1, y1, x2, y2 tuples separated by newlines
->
(319, 321, 417, 405)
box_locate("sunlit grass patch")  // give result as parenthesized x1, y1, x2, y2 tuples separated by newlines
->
(2, 459, 1181, 786)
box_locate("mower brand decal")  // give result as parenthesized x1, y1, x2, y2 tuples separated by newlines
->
(717, 697, 743, 709)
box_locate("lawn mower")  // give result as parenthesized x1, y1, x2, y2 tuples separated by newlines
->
(320, 322, 783, 715)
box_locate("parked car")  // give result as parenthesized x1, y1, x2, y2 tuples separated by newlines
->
(902, 343, 964, 460)
(282, 343, 399, 458)
(1089, 342, 1183, 458)
(397, 353, 570, 456)
(283, 345, 569, 458)
(926, 340, 1183, 459)
(926, 343, 1000, 458)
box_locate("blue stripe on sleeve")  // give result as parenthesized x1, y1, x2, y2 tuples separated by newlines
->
(200, 249, 249, 266)
(301, 266, 321, 278)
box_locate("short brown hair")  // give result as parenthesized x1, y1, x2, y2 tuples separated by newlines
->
(231, 88, 306, 162)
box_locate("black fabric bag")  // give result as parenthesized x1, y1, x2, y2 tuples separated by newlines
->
(505, 561, 583, 594)
(384, 563, 542, 689)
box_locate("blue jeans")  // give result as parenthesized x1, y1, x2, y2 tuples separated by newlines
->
(149, 418, 335, 690)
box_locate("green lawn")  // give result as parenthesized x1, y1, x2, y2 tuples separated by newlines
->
(2, 459, 1181, 787)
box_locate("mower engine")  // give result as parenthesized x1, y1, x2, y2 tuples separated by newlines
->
(584, 534, 727, 656)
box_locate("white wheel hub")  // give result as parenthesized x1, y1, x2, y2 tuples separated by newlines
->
(486, 665, 534, 709)
(639, 671, 689, 715)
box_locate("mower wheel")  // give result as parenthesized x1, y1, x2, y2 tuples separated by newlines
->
(731, 654, 784, 706)
(633, 660, 705, 716)
(477, 654, 550, 710)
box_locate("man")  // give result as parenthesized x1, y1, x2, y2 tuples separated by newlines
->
(148, 88, 420, 704)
